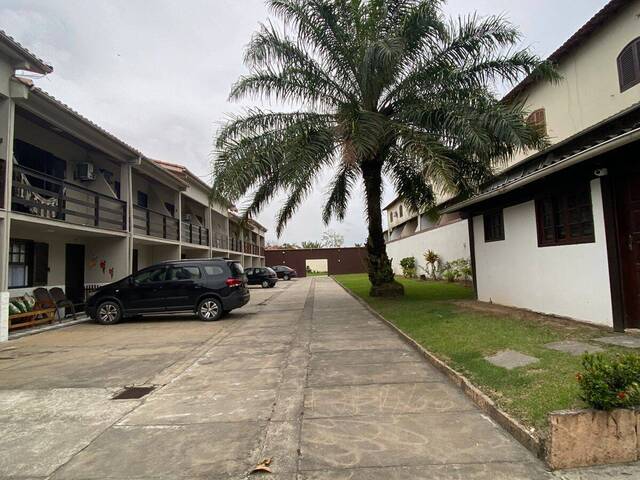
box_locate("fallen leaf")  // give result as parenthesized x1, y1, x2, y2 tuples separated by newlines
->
(250, 458, 272, 475)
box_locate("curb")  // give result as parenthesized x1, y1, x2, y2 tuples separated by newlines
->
(333, 277, 545, 462)
(8, 316, 92, 340)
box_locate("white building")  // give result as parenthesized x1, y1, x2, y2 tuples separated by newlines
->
(445, 0, 640, 330)
(0, 30, 265, 333)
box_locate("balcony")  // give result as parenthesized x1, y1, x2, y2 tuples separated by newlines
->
(181, 222, 209, 246)
(212, 233, 228, 250)
(133, 205, 179, 240)
(229, 238, 242, 253)
(12, 165, 127, 231)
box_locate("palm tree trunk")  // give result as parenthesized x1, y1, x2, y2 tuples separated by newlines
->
(362, 161, 404, 297)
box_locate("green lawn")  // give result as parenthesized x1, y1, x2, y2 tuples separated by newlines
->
(334, 273, 632, 436)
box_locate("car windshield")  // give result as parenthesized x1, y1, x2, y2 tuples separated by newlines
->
(266, 268, 276, 274)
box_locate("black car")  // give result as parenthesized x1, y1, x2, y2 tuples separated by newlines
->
(246, 267, 278, 288)
(271, 265, 297, 280)
(86, 258, 249, 325)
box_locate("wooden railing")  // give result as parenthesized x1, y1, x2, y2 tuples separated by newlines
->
(12, 165, 126, 231)
(212, 233, 228, 250)
(229, 238, 242, 252)
(181, 222, 209, 246)
(133, 205, 179, 240)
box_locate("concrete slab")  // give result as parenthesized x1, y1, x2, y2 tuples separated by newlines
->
(544, 341, 603, 356)
(299, 463, 552, 479)
(594, 335, 640, 348)
(166, 366, 283, 393)
(300, 412, 535, 470)
(308, 362, 443, 386)
(197, 351, 287, 370)
(309, 349, 422, 368)
(310, 337, 411, 353)
(120, 389, 277, 425)
(305, 382, 474, 418)
(50, 423, 266, 479)
(485, 350, 539, 370)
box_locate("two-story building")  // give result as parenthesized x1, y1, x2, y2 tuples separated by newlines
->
(446, 0, 640, 330)
(0, 30, 266, 326)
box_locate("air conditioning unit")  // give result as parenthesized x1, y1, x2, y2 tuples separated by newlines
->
(75, 162, 96, 181)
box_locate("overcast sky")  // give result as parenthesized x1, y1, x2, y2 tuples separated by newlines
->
(0, 0, 610, 245)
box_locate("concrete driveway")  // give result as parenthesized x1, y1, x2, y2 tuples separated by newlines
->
(0, 277, 633, 479)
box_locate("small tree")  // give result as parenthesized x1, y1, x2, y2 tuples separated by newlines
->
(424, 250, 440, 280)
(400, 257, 417, 278)
(301, 240, 322, 249)
(321, 230, 344, 248)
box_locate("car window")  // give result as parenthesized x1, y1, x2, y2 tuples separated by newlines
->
(245, 268, 254, 275)
(134, 267, 166, 285)
(167, 266, 201, 281)
(204, 265, 225, 276)
(228, 262, 244, 276)
(266, 268, 276, 275)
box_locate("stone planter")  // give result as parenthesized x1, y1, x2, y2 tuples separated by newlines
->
(547, 408, 639, 469)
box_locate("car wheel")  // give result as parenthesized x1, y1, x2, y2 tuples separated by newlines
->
(261, 280, 270, 288)
(96, 301, 122, 325)
(197, 298, 222, 321)
(284, 274, 290, 281)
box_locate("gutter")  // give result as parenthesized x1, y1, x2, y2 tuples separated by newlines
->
(444, 126, 640, 213)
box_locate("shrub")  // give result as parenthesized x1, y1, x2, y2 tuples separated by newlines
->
(577, 353, 640, 410)
(441, 268, 458, 282)
(440, 258, 472, 283)
(423, 250, 440, 280)
(399, 257, 417, 278)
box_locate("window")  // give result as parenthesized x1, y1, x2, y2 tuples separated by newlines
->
(114, 181, 121, 199)
(165, 202, 175, 216)
(483, 210, 505, 242)
(526, 108, 547, 136)
(8, 240, 29, 288)
(137, 191, 148, 208)
(204, 265, 224, 276)
(133, 267, 166, 284)
(535, 185, 595, 247)
(167, 266, 201, 280)
(399, 205, 403, 217)
(618, 38, 640, 92)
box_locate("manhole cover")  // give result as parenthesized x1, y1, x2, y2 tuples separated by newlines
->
(112, 386, 156, 400)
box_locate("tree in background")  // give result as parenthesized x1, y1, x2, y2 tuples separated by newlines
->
(212, 0, 557, 296)
(321, 230, 345, 248)
(301, 240, 323, 248)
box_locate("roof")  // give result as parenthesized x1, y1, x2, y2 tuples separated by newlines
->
(503, 0, 627, 102)
(382, 196, 402, 211)
(445, 101, 640, 212)
(15, 76, 144, 159)
(0, 30, 52, 74)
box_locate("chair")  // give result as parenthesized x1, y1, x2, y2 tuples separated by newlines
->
(33, 287, 56, 309)
(49, 287, 77, 320)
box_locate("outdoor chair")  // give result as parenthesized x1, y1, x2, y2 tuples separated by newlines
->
(33, 287, 56, 309)
(49, 287, 77, 320)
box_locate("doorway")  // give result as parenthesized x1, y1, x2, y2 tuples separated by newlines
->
(305, 259, 328, 277)
(616, 164, 640, 329)
(65, 244, 86, 309)
(133, 249, 139, 274)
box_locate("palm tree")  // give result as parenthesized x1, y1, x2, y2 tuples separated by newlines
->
(212, 0, 557, 296)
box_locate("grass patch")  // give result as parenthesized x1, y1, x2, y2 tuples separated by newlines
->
(334, 273, 633, 436)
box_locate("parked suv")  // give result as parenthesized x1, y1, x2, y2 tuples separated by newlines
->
(246, 267, 278, 288)
(270, 265, 297, 281)
(86, 258, 249, 325)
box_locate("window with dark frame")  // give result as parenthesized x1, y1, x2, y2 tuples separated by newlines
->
(535, 185, 595, 247)
(483, 210, 505, 242)
(618, 37, 640, 92)
(8, 240, 29, 288)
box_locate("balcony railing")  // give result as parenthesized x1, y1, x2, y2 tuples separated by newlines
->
(12, 165, 127, 231)
(229, 238, 242, 252)
(212, 233, 228, 250)
(181, 222, 209, 246)
(133, 205, 179, 240)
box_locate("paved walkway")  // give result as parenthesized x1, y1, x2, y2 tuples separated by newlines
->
(1, 277, 639, 479)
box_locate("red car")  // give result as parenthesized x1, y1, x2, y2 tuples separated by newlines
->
(270, 265, 297, 280)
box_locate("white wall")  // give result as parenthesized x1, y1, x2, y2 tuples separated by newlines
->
(386, 220, 470, 276)
(473, 179, 612, 327)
